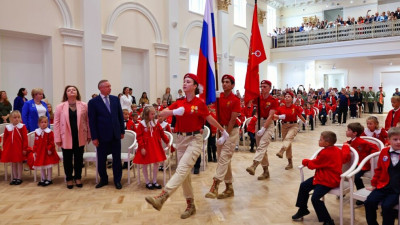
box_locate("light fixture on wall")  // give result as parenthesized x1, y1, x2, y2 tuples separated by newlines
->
(332, 64, 336, 70)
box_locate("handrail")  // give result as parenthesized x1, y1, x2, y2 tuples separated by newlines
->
(272, 20, 400, 48)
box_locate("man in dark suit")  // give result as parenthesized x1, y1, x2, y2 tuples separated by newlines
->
(88, 80, 125, 189)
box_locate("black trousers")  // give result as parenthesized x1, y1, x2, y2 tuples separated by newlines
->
(318, 112, 327, 125)
(248, 132, 256, 150)
(368, 102, 374, 113)
(377, 103, 384, 114)
(97, 139, 122, 184)
(350, 104, 357, 117)
(354, 170, 367, 190)
(308, 115, 314, 130)
(295, 177, 333, 222)
(338, 106, 348, 124)
(62, 146, 84, 181)
(207, 135, 217, 161)
(365, 187, 399, 225)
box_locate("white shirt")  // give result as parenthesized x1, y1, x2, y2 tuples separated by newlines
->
(35, 103, 47, 117)
(120, 95, 132, 112)
(389, 147, 400, 166)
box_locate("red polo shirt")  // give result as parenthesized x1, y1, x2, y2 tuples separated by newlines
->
(258, 95, 279, 119)
(218, 92, 241, 126)
(276, 104, 303, 122)
(168, 97, 209, 132)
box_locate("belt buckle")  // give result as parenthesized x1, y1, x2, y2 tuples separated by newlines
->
(182, 132, 187, 137)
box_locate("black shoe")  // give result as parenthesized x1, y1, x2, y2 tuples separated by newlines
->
(15, 179, 23, 185)
(153, 183, 162, 189)
(67, 184, 73, 189)
(208, 158, 212, 162)
(43, 180, 52, 186)
(250, 149, 255, 153)
(356, 200, 364, 206)
(38, 181, 45, 186)
(193, 168, 200, 174)
(146, 183, 154, 190)
(9, 179, 17, 185)
(95, 181, 108, 189)
(292, 208, 310, 220)
(115, 182, 122, 189)
(158, 165, 164, 171)
(323, 219, 335, 225)
(213, 158, 217, 163)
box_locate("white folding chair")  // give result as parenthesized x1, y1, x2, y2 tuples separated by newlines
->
(83, 140, 99, 183)
(161, 131, 173, 186)
(241, 117, 252, 148)
(313, 107, 319, 128)
(360, 136, 384, 151)
(201, 126, 210, 171)
(0, 123, 9, 134)
(299, 144, 359, 225)
(107, 130, 137, 184)
(346, 152, 382, 225)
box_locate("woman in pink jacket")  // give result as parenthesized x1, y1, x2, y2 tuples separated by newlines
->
(54, 85, 91, 189)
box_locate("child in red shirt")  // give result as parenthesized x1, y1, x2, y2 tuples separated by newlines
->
(385, 96, 400, 131)
(364, 127, 400, 225)
(362, 116, 388, 146)
(292, 131, 341, 225)
(345, 122, 379, 205)
(247, 110, 257, 153)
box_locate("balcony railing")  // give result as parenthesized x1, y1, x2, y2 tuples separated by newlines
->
(272, 20, 400, 48)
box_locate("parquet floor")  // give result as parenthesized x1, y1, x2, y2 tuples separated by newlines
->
(0, 113, 388, 225)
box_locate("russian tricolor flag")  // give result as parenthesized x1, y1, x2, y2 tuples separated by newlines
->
(197, 0, 217, 105)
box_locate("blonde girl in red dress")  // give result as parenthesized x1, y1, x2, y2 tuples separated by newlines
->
(362, 116, 388, 146)
(0, 110, 28, 185)
(133, 106, 169, 190)
(33, 116, 60, 186)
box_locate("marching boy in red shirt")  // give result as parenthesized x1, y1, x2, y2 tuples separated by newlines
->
(364, 127, 400, 225)
(292, 131, 341, 225)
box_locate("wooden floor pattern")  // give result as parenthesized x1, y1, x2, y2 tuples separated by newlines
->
(0, 114, 388, 225)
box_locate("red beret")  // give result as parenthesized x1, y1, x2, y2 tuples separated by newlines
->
(369, 86, 373, 88)
(184, 73, 199, 84)
(346, 86, 349, 88)
(261, 80, 272, 86)
(285, 92, 294, 98)
(221, 74, 235, 83)
(361, 86, 365, 88)
(379, 86, 383, 89)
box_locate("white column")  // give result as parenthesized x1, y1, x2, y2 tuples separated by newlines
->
(168, 0, 180, 95)
(217, 9, 229, 81)
(82, 0, 102, 101)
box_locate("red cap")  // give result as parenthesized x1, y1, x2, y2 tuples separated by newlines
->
(184, 73, 199, 84)
(369, 86, 373, 89)
(361, 86, 365, 88)
(346, 86, 349, 88)
(379, 86, 383, 89)
(261, 80, 272, 86)
(221, 74, 235, 83)
(285, 92, 294, 98)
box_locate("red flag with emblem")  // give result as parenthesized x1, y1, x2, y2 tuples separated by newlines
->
(244, 1, 266, 104)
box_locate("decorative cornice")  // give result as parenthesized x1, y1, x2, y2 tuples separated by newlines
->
(102, 34, 118, 51)
(59, 28, 83, 46)
(217, 0, 231, 12)
(179, 47, 189, 60)
(258, 9, 266, 25)
(154, 43, 169, 57)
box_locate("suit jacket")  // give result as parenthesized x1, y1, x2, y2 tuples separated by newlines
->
(21, 99, 50, 132)
(54, 101, 91, 149)
(88, 95, 125, 142)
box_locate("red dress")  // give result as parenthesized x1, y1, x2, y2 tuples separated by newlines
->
(361, 128, 388, 146)
(0, 123, 28, 163)
(133, 121, 169, 165)
(33, 128, 60, 168)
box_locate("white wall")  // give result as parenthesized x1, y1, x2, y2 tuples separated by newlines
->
(281, 62, 305, 90)
(0, 35, 53, 103)
(378, 2, 399, 13)
(121, 48, 149, 100)
(343, 4, 377, 19)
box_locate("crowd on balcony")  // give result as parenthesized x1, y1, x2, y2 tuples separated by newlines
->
(270, 7, 400, 36)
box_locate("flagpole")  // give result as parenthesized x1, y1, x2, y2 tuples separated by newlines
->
(255, 0, 261, 131)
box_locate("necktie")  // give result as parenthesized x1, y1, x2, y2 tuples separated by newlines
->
(104, 96, 111, 112)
